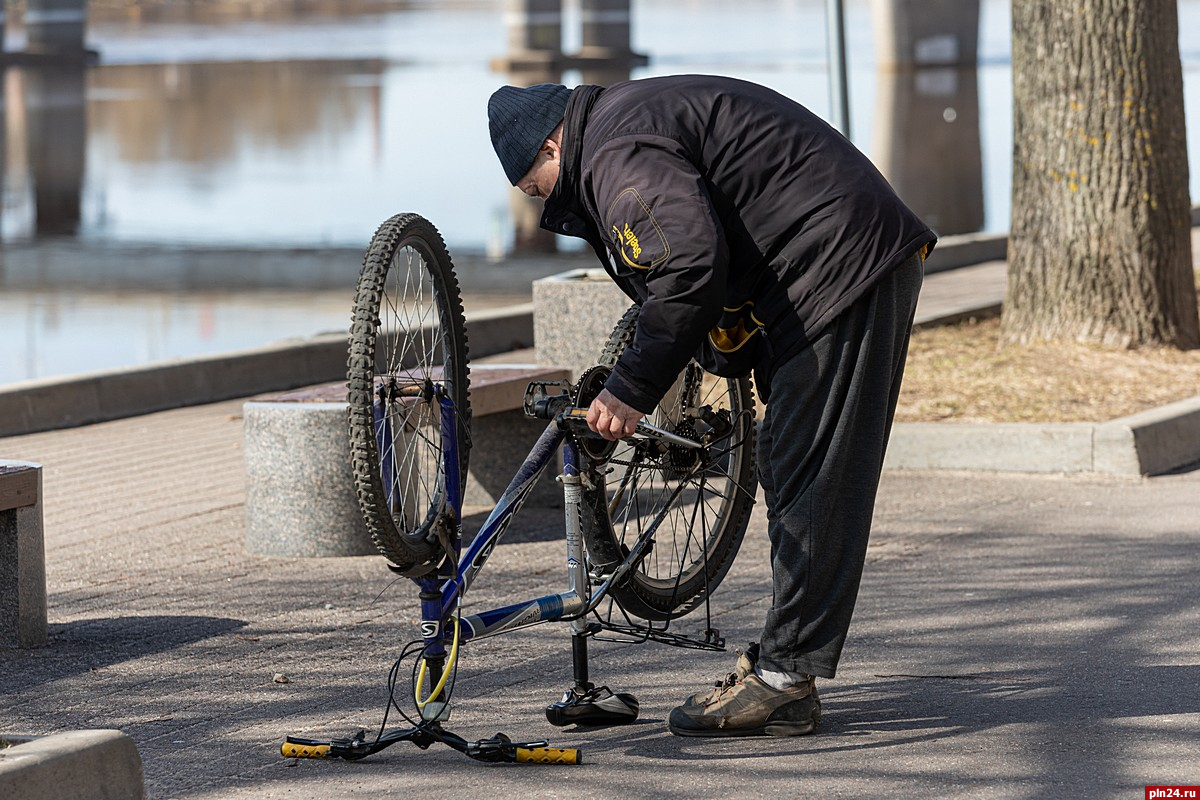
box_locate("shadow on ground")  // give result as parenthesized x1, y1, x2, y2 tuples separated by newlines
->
(0, 615, 247, 691)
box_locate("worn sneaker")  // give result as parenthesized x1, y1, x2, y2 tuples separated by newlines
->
(668, 646, 820, 737)
(678, 643, 759, 707)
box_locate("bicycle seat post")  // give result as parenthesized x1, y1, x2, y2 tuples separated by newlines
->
(558, 440, 593, 695)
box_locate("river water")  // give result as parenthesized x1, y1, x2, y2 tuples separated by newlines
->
(2, 0, 1199, 384)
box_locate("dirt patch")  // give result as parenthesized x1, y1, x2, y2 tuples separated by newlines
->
(897, 274, 1200, 423)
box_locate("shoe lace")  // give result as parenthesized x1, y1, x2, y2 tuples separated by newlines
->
(710, 645, 755, 691)
(712, 671, 739, 690)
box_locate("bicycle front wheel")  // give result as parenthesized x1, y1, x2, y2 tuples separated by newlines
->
(347, 214, 471, 577)
(583, 305, 758, 621)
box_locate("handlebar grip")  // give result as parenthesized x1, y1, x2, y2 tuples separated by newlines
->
(515, 746, 582, 765)
(281, 740, 333, 758)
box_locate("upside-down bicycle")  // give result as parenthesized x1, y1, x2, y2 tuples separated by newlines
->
(281, 213, 758, 764)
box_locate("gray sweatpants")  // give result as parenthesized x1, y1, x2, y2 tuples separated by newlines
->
(756, 252, 923, 679)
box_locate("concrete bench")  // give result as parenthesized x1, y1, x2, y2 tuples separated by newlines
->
(243, 364, 570, 557)
(1, 461, 48, 648)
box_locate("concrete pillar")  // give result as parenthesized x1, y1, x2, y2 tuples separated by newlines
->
(870, 0, 983, 235)
(872, 67, 983, 235)
(494, 0, 563, 71)
(490, 0, 644, 254)
(576, 0, 640, 88)
(0, 462, 48, 649)
(870, 0, 979, 69)
(24, 0, 88, 57)
(510, 190, 558, 253)
(22, 64, 86, 235)
(579, 0, 633, 59)
(0, 65, 6, 240)
(576, 0, 646, 75)
(492, 1, 564, 253)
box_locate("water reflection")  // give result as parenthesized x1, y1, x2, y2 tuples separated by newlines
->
(0, 0, 1197, 386)
(91, 60, 379, 166)
(1, 289, 352, 382)
(2, 57, 388, 243)
(0, 0, 1032, 252)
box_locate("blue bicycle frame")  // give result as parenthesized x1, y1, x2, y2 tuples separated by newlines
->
(399, 387, 697, 681)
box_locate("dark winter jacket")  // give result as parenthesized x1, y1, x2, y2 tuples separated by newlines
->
(540, 75, 936, 411)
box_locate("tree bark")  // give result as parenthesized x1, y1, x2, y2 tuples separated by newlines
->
(1005, 0, 1199, 348)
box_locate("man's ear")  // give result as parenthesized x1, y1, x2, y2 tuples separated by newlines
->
(543, 136, 562, 161)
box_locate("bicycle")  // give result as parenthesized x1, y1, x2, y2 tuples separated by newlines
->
(281, 213, 758, 764)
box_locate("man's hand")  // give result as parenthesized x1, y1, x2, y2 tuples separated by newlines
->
(586, 388, 646, 441)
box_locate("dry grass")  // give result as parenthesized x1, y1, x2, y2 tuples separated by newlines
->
(897, 275, 1200, 423)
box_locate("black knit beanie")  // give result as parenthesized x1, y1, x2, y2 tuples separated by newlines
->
(488, 83, 572, 185)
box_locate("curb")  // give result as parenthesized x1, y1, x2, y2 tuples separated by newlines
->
(886, 394, 1200, 476)
(921, 231, 1006, 274)
(0, 305, 534, 438)
(0, 730, 145, 800)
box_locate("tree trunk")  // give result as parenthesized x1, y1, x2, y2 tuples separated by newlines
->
(1005, 0, 1199, 349)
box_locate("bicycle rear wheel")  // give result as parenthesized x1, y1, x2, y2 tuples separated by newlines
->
(582, 305, 757, 621)
(347, 214, 471, 577)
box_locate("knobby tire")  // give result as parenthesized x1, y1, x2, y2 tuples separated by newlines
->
(347, 214, 471, 576)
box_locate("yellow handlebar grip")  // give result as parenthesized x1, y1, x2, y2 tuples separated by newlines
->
(281, 741, 332, 758)
(515, 747, 582, 765)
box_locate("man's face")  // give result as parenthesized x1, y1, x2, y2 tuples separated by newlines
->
(517, 142, 560, 200)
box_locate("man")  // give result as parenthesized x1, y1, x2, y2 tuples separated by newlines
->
(488, 75, 934, 737)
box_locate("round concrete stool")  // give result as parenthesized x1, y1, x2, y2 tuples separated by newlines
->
(243, 400, 376, 557)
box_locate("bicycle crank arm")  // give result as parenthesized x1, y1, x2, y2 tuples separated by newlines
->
(558, 408, 702, 449)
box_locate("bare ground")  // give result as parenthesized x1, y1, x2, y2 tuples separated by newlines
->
(897, 274, 1200, 423)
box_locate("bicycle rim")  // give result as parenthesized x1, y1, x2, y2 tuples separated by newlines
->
(585, 304, 757, 621)
(347, 214, 471, 576)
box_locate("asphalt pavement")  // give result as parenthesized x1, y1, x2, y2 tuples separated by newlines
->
(1, 390, 1198, 798)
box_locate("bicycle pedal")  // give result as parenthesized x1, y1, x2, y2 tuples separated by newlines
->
(545, 686, 639, 727)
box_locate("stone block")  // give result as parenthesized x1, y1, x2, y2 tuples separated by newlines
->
(0, 730, 145, 800)
(0, 461, 48, 649)
(243, 365, 570, 557)
(533, 269, 633, 380)
(244, 402, 376, 557)
(1095, 394, 1200, 476)
(469, 409, 561, 508)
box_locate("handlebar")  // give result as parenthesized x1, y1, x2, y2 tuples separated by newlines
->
(282, 730, 580, 765)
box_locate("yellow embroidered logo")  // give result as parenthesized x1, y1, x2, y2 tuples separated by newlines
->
(612, 223, 642, 261)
